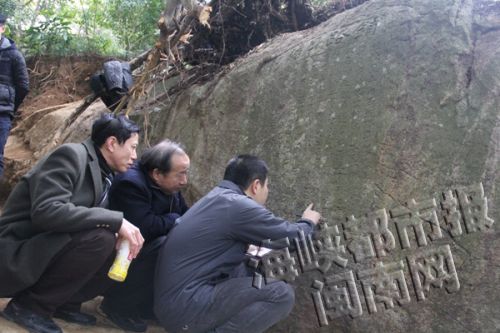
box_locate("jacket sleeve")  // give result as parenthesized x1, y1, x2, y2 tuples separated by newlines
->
(109, 179, 178, 241)
(12, 50, 29, 111)
(29, 145, 123, 233)
(229, 198, 314, 247)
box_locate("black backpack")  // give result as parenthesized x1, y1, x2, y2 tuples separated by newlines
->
(90, 60, 133, 111)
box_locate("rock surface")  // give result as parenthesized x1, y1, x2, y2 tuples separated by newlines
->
(1, 0, 499, 332)
(139, 0, 499, 332)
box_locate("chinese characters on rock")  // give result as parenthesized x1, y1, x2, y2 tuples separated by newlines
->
(250, 183, 494, 326)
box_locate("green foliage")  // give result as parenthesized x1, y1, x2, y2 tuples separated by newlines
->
(0, 0, 17, 17)
(104, 0, 164, 57)
(22, 9, 74, 56)
(1, 0, 336, 57)
(7, 0, 164, 58)
(0, 0, 21, 39)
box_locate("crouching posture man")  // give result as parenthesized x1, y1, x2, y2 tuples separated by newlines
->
(0, 114, 144, 333)
(101, 140, 190, 332)
(154, 154, 321, 333)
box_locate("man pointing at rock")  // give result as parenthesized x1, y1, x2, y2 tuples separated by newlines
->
(155, 154, 321, 333)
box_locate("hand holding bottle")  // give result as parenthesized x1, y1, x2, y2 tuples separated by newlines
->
(117, 218, 144, 259)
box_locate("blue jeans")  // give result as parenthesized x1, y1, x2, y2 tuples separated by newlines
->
(0, 114, 12, 177)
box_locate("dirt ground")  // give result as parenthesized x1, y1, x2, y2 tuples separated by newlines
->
(22, 55, 107, 115)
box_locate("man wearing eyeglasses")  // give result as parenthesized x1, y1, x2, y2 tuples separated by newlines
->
(0, 114, 144, 333)
(100, 140, 190, 332)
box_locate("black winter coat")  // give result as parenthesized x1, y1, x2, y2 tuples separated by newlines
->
(108, 163, 189, 242)
(0, 37, 29, 117)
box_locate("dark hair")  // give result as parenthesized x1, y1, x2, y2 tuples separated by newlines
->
(140, 140, 186, 173)
(91, 113, 140, 147)
(223, 154, 268, 190)
(0, 14, 6, 25)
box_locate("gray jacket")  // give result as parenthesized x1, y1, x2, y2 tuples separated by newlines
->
(0, 138, 123, 296)
(154, 180, 314, 327)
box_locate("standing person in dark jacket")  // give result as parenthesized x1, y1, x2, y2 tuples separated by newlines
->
(0, 13, 29, 178)
(101, 140, 190, 332)
(154, 154, 321, 333)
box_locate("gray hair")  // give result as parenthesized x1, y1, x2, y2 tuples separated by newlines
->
(139, 140, 186, 174)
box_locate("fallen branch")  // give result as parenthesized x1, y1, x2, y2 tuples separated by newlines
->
(64, 93, 98, 129)
(112, 2, 213, 117)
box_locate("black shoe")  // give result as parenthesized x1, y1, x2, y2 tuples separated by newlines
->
(100, 303, 147, 332)
(2, 300, 63, 333)
(53, 308, 96, 326)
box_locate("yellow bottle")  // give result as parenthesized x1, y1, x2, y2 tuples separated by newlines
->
(108, 239, 131, 282)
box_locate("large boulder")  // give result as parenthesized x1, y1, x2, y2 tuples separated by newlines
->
(1, 0, 497, 331)
(139, 0, 499, 332)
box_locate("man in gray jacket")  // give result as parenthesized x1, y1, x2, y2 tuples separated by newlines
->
(154, 154, 321, 333)
(0, 114, 144, 333)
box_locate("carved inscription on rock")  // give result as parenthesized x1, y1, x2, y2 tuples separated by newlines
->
(250, 183, 494, 326)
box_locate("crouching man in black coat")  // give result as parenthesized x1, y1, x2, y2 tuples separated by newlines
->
(101, 140, 190, 332)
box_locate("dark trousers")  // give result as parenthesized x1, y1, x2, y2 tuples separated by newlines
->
(102, 236, 166, 317)
(12, 229, 116, 316)
(157, 264, 295, 333)
(0, 114, 11, 177)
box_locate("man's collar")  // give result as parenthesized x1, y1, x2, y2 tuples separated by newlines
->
(0, 36, 10, 50)
(140, 163, 161, 190)
(217, 180, 245, 195)
(82, 138, 97, 160)
(140, 163, 176, 194)
(83, 138, 113, 176)
(94, 144, 113, 176)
